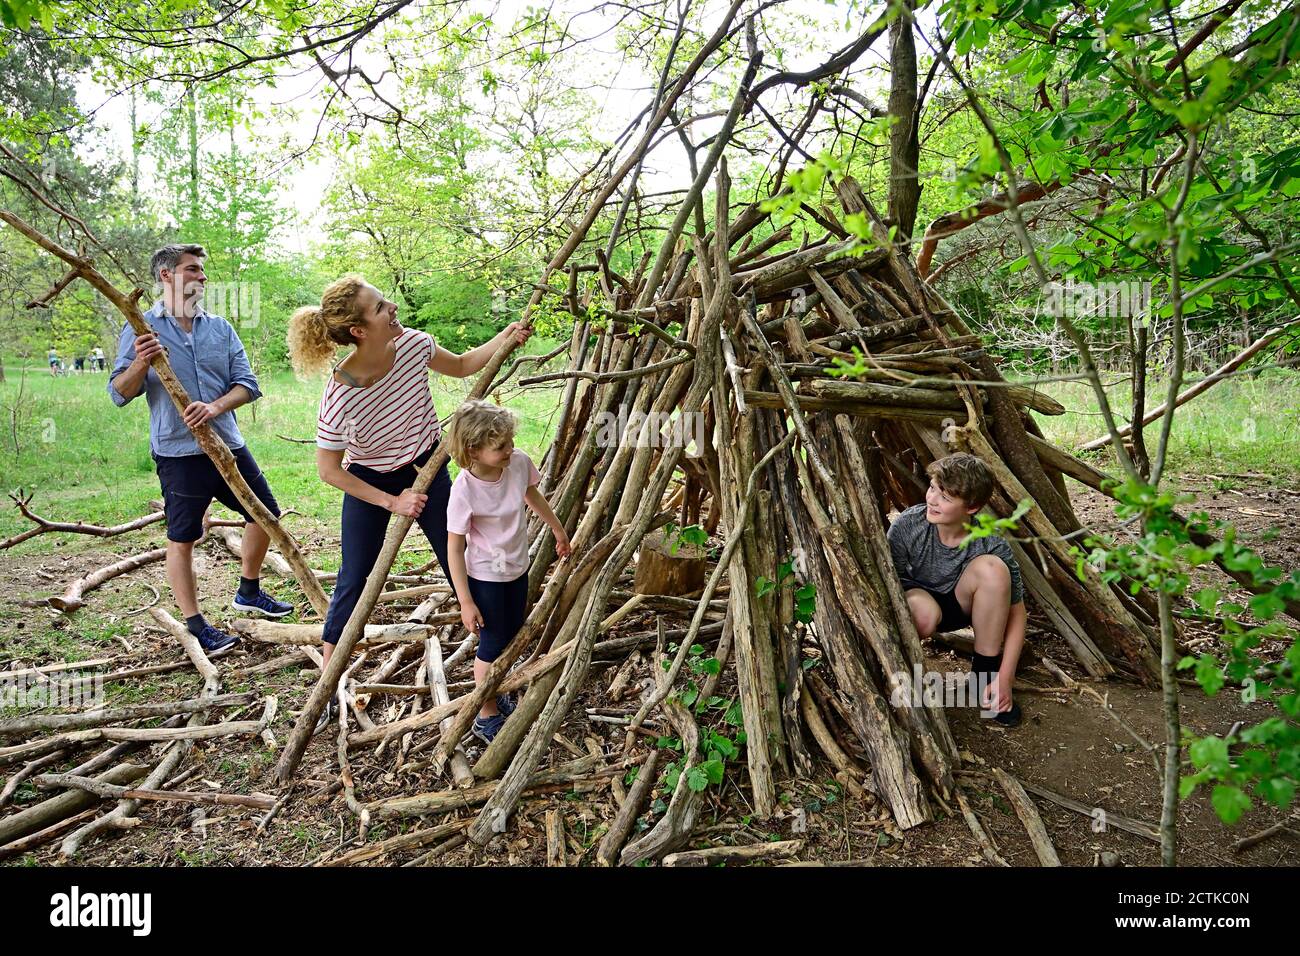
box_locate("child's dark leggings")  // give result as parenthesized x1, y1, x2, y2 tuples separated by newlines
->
(468, 573, 529, 663)
(322, 447, 452, 646)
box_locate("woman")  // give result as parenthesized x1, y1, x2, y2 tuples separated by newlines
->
(287, 276, 531, 729)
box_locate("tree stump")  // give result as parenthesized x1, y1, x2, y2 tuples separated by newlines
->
(633, 528, 707, 597)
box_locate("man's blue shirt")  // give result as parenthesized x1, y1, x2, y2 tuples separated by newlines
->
(108, 301, 262, 457)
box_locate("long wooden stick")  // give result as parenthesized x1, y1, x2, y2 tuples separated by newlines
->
(1, 492, 164, 551)
(992, 767, 1061, 866)
(595, 750, 659, 866)
(663, 839, 804, 866)
(34, 773, 275, 810)
(0, 691, 256, 737)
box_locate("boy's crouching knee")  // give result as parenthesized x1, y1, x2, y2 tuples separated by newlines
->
(969, 554, 1011, 595)
(906, 592, 941, 638)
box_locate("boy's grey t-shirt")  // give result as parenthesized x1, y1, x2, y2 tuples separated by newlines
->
(886, 503, 1024, 604)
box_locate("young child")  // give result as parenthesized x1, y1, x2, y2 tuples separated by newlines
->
(447, 399, 571, 744)
(886, 452, 1026, 727)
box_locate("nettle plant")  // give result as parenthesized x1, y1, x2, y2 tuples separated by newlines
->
(1075, 478, 1300, 824)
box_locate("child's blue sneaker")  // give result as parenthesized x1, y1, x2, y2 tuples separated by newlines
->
(497, 693, 517, 718)
(472, 713, 508, 745)
(232, 589, 294, 618)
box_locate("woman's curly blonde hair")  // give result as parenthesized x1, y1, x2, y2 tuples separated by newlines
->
(286, 275, 369, 376)
(449, 399, 518, 468)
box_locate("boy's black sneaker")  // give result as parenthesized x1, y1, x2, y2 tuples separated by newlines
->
(993, 700, 1023, 728)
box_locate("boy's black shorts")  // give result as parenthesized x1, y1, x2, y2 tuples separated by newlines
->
(922, 586, 971, 633)
(153, 445, 280, 543)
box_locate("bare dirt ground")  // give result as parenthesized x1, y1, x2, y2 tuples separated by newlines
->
(1, 472, 1297, 867)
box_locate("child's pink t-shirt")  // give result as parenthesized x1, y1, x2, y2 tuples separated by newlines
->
(446, 449, 542, 582)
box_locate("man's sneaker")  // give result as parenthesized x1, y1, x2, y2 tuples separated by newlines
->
(312, 698, 337, 737)
(196, 624, 240, 659)
(497, 693, 517, 718)
(232, 589, 294, 618)
(472, 713, 508, 745)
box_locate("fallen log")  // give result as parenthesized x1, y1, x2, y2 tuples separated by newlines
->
(0, 763, 148, 845)
(595, 750, 660, 866)
(1011, 775, 1160, 843)
(0, 808, 98, 861)
(992, 767, 1061, 866)
(366, 756, 614, 820)
(231, 620, 444, 645)
(317, 820, 471, 866)
(1, 491, 164, 551)
(0, 691, 256, 738)
(34, 773, 276, 810)
(46, 546, 168, 613)
(662, 839, 804, 866)
(217, 527, 292, 576)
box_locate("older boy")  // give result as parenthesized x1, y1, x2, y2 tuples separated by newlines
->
(887, 453, 1025, 727)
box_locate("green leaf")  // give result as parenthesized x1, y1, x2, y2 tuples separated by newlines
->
(1189, 735, 1230, 772)
(1211, 784, 1251, 825)
(1195, 654, 1225, 696)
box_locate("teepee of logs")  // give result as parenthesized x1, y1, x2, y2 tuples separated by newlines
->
(277, 170, 1170, 851)
(498, 168, 1168, 834)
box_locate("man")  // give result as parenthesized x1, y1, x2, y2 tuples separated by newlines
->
(108, 243, 294, 656)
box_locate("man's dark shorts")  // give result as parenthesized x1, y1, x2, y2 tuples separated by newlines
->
(154, 445, 280, 543)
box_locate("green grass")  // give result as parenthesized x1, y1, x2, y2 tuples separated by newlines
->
(1030, 367, 1300, 479)
(0, 345, 568, 546)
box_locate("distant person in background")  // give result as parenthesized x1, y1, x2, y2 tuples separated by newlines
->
(74, 354, 85, 374)
(108, 242, 295, 658)
(47, 346, 59, 376)
(93, 346, 106, 371)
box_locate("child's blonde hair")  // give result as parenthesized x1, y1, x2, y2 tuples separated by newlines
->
(449, 399, 518, 468)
